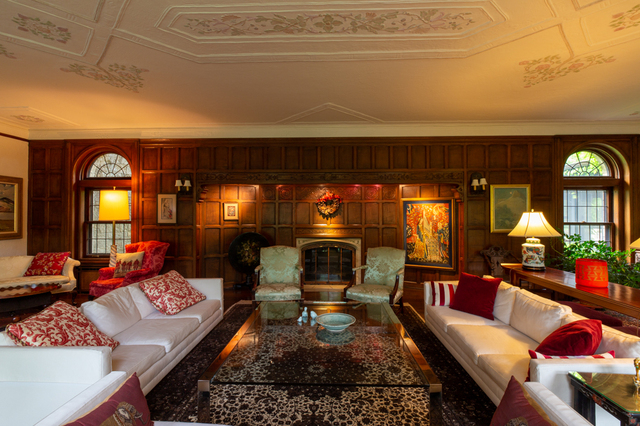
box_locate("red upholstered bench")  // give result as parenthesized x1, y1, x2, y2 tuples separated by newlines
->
(559, 301, 623, 328)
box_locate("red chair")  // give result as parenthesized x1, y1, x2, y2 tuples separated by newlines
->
(89, 241, 170, 298)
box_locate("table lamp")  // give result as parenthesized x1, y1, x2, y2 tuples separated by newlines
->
(99, 189, 130, 267)
(508, 210, 561, 271)
(631, 238, 640, 251)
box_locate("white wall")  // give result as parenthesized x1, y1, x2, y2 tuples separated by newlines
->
(0, 135, 29, 256)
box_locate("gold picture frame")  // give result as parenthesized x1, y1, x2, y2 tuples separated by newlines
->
(0, 175, 22, 240)
(223, 203, 239, 221)
(490, 184, 531, 233)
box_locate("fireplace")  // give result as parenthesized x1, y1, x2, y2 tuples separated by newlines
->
(296, 237, 362, 288)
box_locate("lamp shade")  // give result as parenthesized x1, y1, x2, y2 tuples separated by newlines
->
(631, 238, 640, 249)
(507, 210, 561, 238)
(98, 190, 130, 221)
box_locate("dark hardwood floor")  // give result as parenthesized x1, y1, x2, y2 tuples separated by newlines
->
(0, 284, 426, 329)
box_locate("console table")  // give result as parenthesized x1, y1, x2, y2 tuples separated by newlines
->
(501, 263, 640, 319)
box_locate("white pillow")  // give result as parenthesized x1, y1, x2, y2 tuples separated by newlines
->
(127, 283, 158, 319)
(80, 287, 141, 337)
(598, 325, 640, 358)
(493, 282, 519, 324)
(510, 290, 571, 343)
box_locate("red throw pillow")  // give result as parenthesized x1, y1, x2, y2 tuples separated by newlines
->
(140, 270, 206, 315)
(6, 301, 119, 349)
(490, 376, 556, 426)
(64, 373, 152, 426)
(449, 273, 502, 320)
(535, 319, 603, 356)
(24, 252, 70, 276)
(430, 282, 456, 306)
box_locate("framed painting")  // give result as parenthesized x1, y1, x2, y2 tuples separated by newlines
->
(224, 203, 239, 221)
(403, 198, 455, 270)
(490, 184, 531, 233)
(0, 175, 22, 240)
(157, 194, 177, 224)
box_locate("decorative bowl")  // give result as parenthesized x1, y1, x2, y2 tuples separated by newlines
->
(316, 313, 356, 333)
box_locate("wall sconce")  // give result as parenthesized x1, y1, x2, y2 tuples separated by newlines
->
(470, 172, 488, 195)
(175, 174, 192, 194)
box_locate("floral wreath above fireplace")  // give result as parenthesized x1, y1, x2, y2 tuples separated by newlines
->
(316, 191, 343, 220)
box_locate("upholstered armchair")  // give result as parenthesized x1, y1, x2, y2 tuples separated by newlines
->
(344, 247, 405, 310)
(89, 241, 170, 298)
(253, 246, 304, 302)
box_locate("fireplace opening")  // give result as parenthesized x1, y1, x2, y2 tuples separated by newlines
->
(302, 242, 355, 285)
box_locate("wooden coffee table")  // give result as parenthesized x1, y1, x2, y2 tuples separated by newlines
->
(197, 301, 440, 423)
(0, 283, 61, 321)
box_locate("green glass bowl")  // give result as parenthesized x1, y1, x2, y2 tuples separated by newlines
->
(316, 313, 356, 333)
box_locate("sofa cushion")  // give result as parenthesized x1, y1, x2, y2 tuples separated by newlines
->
(429, 281, 456, 306)
(111, 344, 166, 378)
(63, 373, 151, 426)
(113, 318, 199, 353)
(478, 354, 531, 391)
(559, 301, 623, 327)
(80, 287, 142, 337)
(598, 325, 640, 357)
(448, 324, 538, 364)
(113, 252, 145, 278)
(510, 290, 571, 343)
(426, 305, 506, 333)
(535, 319, 602, 356)
(0, 275, 69, 289)
(6, 301, 119, 349)
(450, 273, 501, 320)
(144, 299, 220, 324)
(0, 255, 34, 280)
(490, 376, 557, 426)
(493, 282, 519, 325)
(140, 270, 206, 315)
(24, 252, 70, 276)
(127, 284, 158, 318)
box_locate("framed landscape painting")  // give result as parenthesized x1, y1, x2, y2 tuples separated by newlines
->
(490, 184, 531, 233)
(157, 194, 177, 224)
(0, 175, 22, 240)
(402, 198, 455, 271)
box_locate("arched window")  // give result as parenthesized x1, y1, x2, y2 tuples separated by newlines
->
(563, 150, 617, 245)
(83, 153, 132, 256)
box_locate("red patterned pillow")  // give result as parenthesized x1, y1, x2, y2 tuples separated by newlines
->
(24, 252, 70, 276)
(6, 301, 119, 349)
(64, 373, 151, 426)
(430, 282, 456, 306)
(139, 270, 206, 315)
(113, 252, 145, 278)
(529, 349, 615, 360)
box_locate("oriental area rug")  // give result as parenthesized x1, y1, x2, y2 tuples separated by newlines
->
(145, 302, 495, 426)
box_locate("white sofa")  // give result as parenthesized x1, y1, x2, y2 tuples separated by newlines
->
(0, 255, 80, 295)
(0, 277, 225, 424)
(425, 280, 639, 426)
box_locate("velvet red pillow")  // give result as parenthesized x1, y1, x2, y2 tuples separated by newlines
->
(64, 373, 152, 426)
(490, 376, 557, 426)
(449, 273, 502, 320)
(535, 319, 603, 356)
(24, 252, 70, 276)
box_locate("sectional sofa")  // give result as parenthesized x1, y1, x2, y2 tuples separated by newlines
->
(0, 276, 224, 424)
(425, 279, 639, 426)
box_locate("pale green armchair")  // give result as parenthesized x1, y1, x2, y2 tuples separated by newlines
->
(253, 246, 304, 301)
(344, 247, 405, 310)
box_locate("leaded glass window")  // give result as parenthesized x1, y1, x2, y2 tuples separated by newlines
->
(88, 153, 131, 178)
(563, 151, 611, 177)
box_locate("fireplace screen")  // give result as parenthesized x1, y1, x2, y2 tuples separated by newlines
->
(303, 243, 354, 284)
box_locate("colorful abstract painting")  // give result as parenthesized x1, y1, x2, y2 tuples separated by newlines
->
(403, 199, 454, 270)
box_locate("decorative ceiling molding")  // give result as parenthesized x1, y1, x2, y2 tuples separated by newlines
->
(0, 107, 79, 129)
(277, 103, 383, 124)
(32, 0, 105, 22)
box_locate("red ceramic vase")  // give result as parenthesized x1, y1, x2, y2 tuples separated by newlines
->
(575, 258, 609, 288)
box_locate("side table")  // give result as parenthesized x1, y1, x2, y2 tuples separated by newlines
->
(569, 371, 640, 425)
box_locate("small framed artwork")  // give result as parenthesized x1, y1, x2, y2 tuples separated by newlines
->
(0, 175, 22, 240)
(402, 198, 456, 271)
(224, 203, 239, 221)
(157, 194, 177, 224)
(490, 184, 531, 233)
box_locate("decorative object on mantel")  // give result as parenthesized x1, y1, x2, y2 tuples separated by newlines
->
(575, 258, 608, 288)
(508, 210, 561, 271)
(469, 172, 488, 196)
(316, 191, 342, 222)
(228, 232, 269, 289)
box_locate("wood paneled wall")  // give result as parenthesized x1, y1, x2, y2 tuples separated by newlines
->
(28, 135, 638, 290)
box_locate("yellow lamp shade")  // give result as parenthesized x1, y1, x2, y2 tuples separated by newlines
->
(99, 190, 130, 221)
(631, 238, 640, 250)
(508, 210, 561, 238)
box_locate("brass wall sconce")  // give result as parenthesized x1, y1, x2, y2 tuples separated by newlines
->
(469, 172, 488, 195)
(175, 174, 192, 194)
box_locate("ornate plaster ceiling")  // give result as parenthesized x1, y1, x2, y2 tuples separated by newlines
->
(1, 0, 639, 139)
